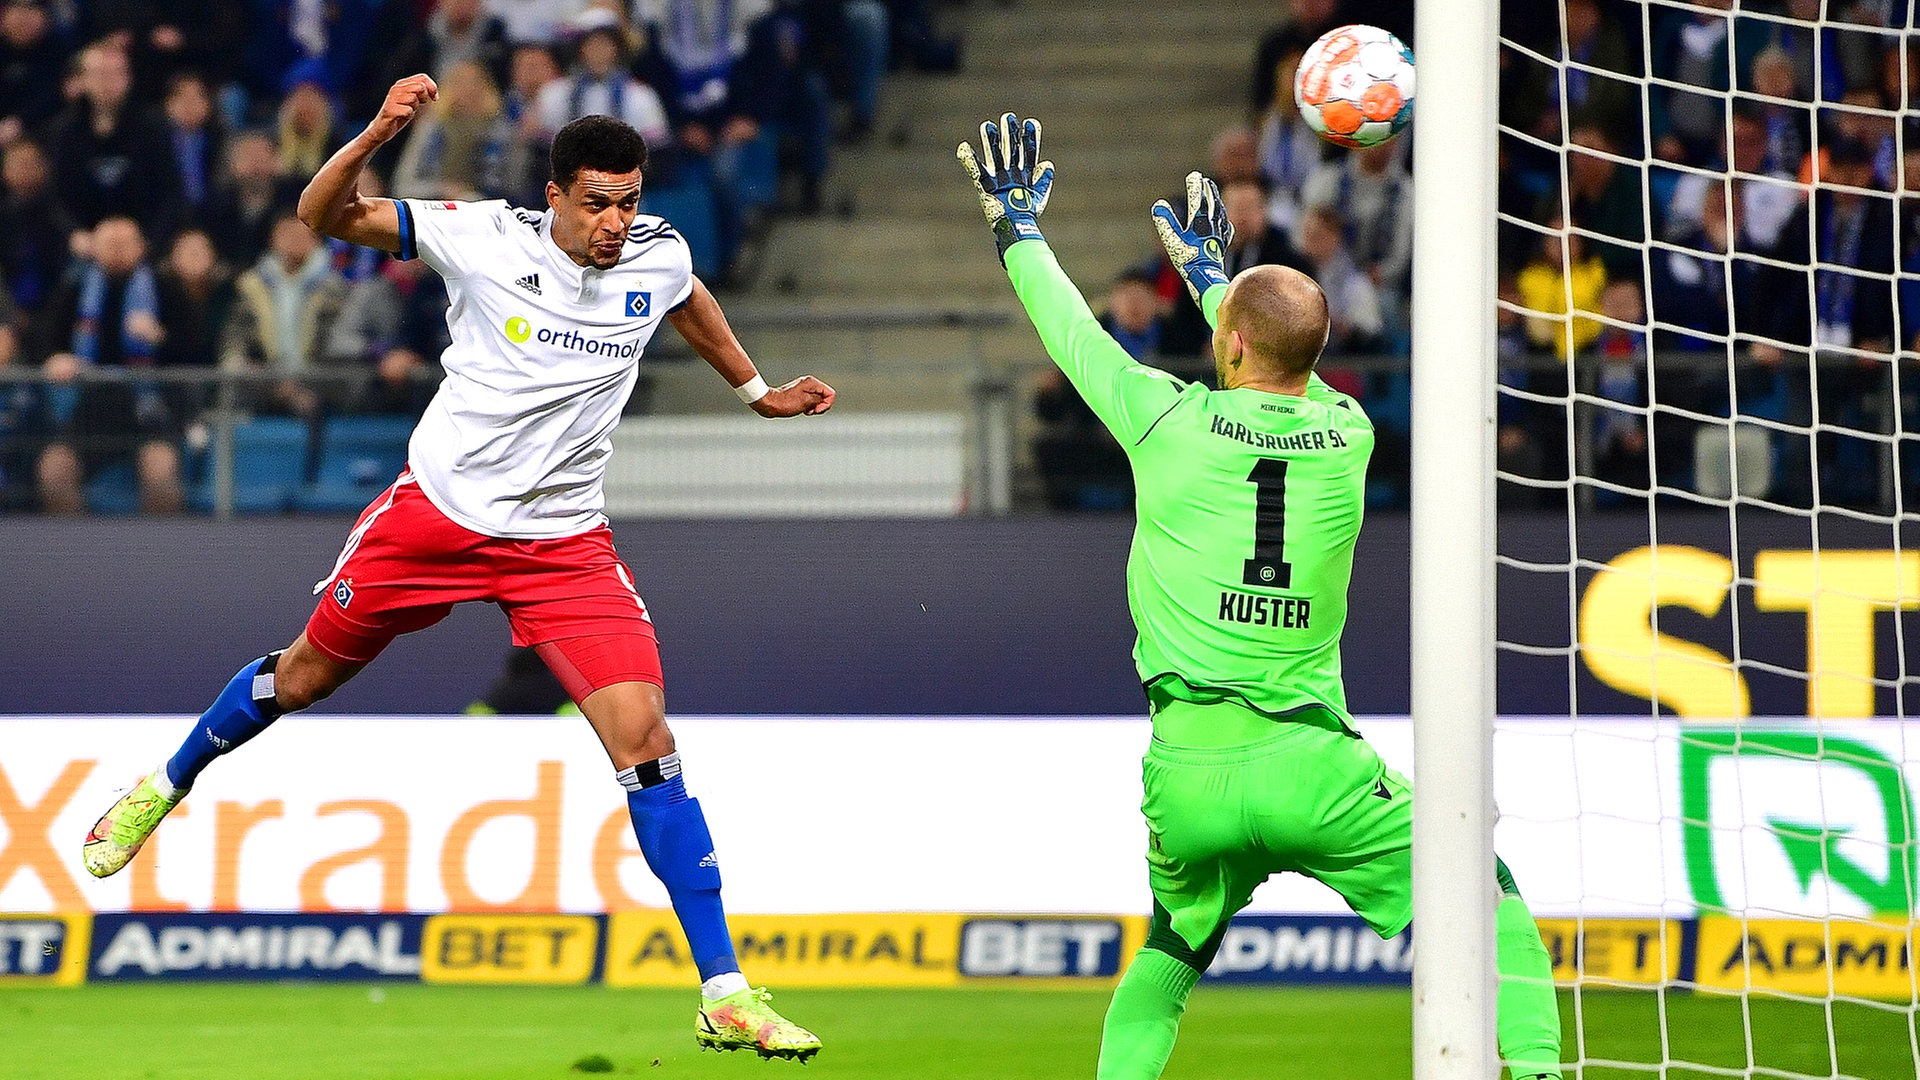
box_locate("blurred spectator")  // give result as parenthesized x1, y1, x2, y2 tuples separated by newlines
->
(1517, 218, 1605, 359)
(324, 254, 450, 414)
(1663, 106, 1801, 251)
(1033, 270, 1166, 511)
(1254, 38, 1325, 243)
(1758, 138, 1896, 355)
(156, 228, 232, 369)
(0, 299, 46, 509)
(1221, 179, 1296, 278)
(1584, 278, 1650, 498)
(532, 24, 669, 145)
(1752, 137, 1895, 508)
(1748, 48, 1813, 177)
(84, 0, 251, 101)
(1496, 273, 1554, 508)
(1651, 189, 1747, 353)
(1814, 85, 1898, 190)
(1738, 0, 1826, 104)
(47, 39, 181, 239)
(391, 59, 512, 201)
(163, 71, 223, 226)
(499, 42, 560, 205)
(1292, 205, 1383, 353)
(0, 0, 65, 145)
(1249, 0, 1344, 118)
(633, 0, 783, 272)
(327, 254, 445, 417)
(818, 0, 889, 144)
(1208, 126, 1259, 188)
(220, 212, 347, 417)
(749, 1, 834, 214)
(275, 79, 342, 182)
(1554, 0, 1638, 149)
(1649, 0, 1737, 165)
(1563, 124, 1645, 279)
(35, 216, 186, 515)
(204, 130, 301, 269)
(241, 0, 384, 105)
(388, 0, 513, 87)
(486, 0, 574, 46)
(1300, 140, 1411, 347)
(1831, 0, 1902, 93)
(359, 346, 438, 416)
(0, 138, 75, 316)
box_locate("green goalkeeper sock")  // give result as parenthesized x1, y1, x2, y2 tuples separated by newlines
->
(1096, 947, 1202, 1080)
(1497, 893, 1564, 1079)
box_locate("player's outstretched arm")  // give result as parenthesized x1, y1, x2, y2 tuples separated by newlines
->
(667, 277, 834, 417)
(296, 74, 437, 253)
(958, 113, 1181, 445)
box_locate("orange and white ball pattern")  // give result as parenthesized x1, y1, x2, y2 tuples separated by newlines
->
(1295, 24, 1416, 149)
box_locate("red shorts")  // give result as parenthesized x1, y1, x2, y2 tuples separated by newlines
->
(304, 472, 661, 696)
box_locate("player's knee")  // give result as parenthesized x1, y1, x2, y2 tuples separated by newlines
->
(272, 645, 351, 712)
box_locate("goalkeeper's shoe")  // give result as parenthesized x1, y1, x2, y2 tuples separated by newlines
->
(696, 987, 821, 1062)
(82, 769, 183, 878)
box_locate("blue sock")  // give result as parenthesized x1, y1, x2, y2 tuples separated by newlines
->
(621, 755, 740, 982)
(164, 655, 286, 791)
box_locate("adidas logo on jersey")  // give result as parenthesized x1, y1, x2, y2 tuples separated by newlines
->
(699, 852, 719, 869)
(514, 273, 541, 296)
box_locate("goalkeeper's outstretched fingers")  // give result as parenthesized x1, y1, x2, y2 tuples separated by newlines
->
(1152, 169, 1234, 306)
(957, 112, 1056, 260)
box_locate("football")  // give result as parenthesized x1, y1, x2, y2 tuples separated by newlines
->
(1294, 24, 1416, 149)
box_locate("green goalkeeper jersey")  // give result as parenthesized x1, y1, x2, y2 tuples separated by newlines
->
(1005, 240, 1374, 727)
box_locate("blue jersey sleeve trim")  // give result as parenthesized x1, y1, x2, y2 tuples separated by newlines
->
(393, 198, 417, 261)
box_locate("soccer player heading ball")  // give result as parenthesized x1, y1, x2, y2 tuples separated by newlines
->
(83, 74, 829, 1062)
(959, 114, 1562, 1080)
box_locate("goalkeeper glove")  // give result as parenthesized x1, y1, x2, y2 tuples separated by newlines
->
(957, 112, 1055, 262)
(1152, 170, 1235, 305)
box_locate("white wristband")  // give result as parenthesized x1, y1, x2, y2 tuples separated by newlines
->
(733, 374, 770, 404)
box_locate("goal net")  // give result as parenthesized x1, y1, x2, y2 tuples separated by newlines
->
(1486, 2, 1920, 1079)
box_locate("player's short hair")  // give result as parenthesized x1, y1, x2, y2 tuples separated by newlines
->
(1223, 265, 1330, 378)
(550, 114, 648, 189)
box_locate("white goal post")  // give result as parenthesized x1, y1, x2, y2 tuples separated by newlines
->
(1408, 1, 1503, 1078)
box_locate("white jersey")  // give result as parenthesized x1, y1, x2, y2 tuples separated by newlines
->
(396, 197, 694, 539)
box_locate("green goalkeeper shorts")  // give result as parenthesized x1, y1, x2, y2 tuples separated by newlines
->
(1141, 698, 1413, 958)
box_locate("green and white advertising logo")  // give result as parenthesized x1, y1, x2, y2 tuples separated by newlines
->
(498, 315, 640, 358)
(1680, 729, 1917, 918)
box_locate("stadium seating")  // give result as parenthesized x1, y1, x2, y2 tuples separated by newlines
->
(187, 417, 313, 515)
(292, 415, 415, 513)
(83, 461, 140, 515)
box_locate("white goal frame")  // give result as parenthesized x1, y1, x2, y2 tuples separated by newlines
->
(1409, 2, 1503, 1078)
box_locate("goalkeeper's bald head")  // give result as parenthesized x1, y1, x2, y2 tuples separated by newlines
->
(1213, 264, 1330, 391)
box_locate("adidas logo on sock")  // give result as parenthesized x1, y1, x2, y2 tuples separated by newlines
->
(699, 851, 719, 868)
(514, 272, 541, 295)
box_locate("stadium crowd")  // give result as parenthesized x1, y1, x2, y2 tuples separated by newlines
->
(0, 0, 953, 513)
(1036, 0, 1920, 517)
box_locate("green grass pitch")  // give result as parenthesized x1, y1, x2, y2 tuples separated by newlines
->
(1, 985, 1913, 1080)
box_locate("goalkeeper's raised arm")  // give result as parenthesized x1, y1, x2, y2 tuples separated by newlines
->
(958, 113, 1186, 445)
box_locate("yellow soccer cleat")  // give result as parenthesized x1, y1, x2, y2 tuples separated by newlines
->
(82, 770, 183, 878)
(696, 987, 821, 1062)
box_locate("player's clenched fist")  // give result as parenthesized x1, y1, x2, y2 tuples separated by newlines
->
(365, 74, 437, 145)
(751, 375, 835, 418)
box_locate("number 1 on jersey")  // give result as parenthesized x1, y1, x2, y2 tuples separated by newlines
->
(1242, 458, 1292, 589)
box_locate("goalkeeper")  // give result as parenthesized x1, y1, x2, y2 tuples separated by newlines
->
(958, 113, 1563, 1080)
